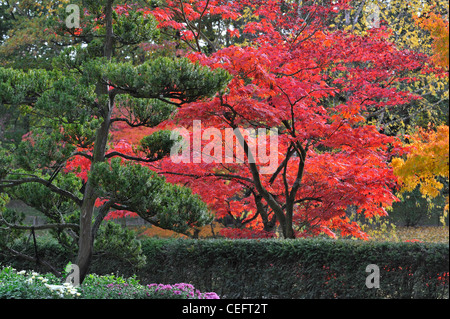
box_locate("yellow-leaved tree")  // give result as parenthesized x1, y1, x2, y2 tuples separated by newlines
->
(393, 10, 449, 224)
(393, 125, 449, 197)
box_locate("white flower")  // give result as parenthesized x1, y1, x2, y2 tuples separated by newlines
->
(41, 278, 49, 283)
(32, 272, 39, 276)
(17, 270, 26, 275)
(45, 284, 65, 291)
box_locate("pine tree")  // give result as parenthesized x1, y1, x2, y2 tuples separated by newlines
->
(0, 0, 230, 282)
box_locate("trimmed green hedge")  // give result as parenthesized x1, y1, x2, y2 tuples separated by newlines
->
(1, 238, 448, 299)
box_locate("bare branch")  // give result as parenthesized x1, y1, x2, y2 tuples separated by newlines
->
(159, 171, 254, 184)
(1, 246, 62, 277)
(104, 151, 162, 163)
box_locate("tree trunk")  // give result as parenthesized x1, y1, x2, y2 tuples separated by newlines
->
(76, 0, 115, 284)
(283, 224, 296, 239)
(257, 195, 277, 233)
(76, 107, 112, 281)
(284, 205, 296, 239)
(233, 126, 303, 239)
(76, 188, 96, 283)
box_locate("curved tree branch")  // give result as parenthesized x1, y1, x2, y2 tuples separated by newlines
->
(0, 177, 83, 206)
(105, 151, 162, 163)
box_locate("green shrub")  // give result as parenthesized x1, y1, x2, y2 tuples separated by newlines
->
(1, 238, 448, 299)
(133, 238, 449, 299)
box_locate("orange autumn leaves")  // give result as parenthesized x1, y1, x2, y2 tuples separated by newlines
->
(393, 125, 449, 207)
(416, 11, 449, 69)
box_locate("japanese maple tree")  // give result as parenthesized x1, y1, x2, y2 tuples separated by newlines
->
(144, 0, 430, 239)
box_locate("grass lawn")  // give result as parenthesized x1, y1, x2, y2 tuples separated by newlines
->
(395, 226, 449, 243)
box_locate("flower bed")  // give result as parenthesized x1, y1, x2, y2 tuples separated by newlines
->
(0, 266, 219, 299)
